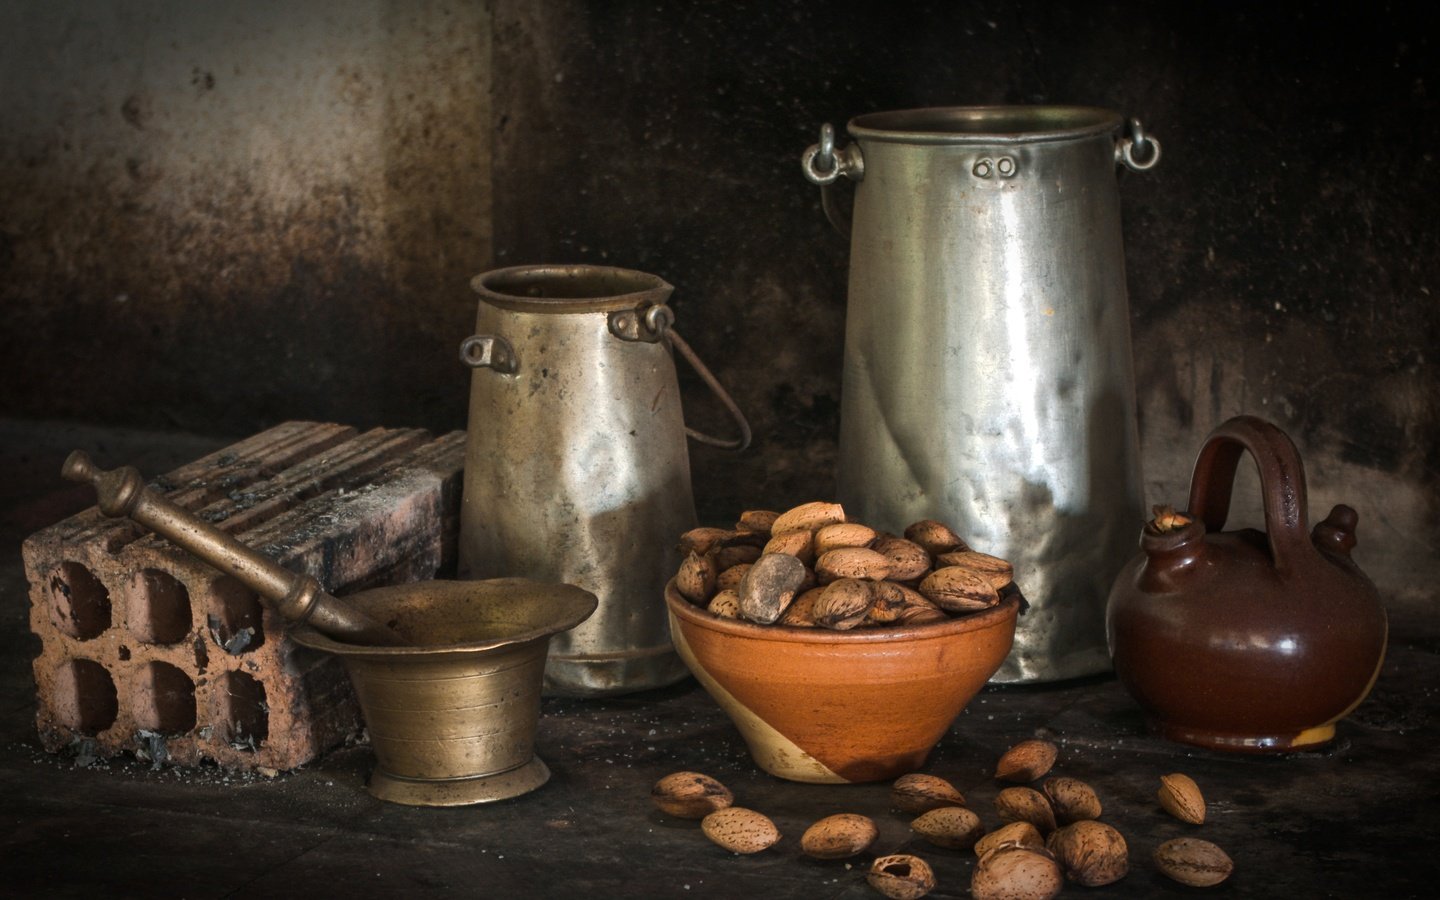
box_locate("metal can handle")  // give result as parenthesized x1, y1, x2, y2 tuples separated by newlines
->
(607, 303, 750, 451)
(459, 334, 519, 374)
(801, 123, 864, 238)
(1115, 117, 1162, 172)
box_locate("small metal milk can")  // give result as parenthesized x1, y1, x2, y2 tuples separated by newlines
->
(802, 106, 1161, 682)
(459, 264, 749, 696)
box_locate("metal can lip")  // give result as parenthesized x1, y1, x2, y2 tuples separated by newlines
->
(847, 105, 1123, 145)
(471, 263, 674, 313)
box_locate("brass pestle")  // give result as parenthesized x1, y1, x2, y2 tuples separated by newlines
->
(62, 450, 408, 647)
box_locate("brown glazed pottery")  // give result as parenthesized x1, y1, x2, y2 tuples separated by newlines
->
(665, 580, 1019, 783)
(1106, 415, 1388, 753)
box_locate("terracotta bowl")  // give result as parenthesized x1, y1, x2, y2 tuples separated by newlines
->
(665, 580, 1019, 784)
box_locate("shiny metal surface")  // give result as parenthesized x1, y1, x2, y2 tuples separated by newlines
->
(291, 578, 597, 805)
(805, 106, 1157, 682)
(460, 264, 718, 695)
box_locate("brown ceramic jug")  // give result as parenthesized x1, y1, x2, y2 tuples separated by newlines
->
(1106, 415, 1388, 753)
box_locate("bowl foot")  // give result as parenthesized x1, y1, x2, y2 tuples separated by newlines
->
(367, 757, 552, 806)
(1153, 720, 1336, 754)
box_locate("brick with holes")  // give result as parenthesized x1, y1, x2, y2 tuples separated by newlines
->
(22, 421, 464, 771)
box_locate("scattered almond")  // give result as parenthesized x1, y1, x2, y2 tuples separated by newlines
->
(971, 845, 1063, 900)
(974, 821, 1045, 857)
(891, 773, 965, 814)
(1042, 777, 1101, 823)
(1153, 837, 1233, 887)
(995, 786, 1057, 833)
(866, 854, 936, 900)
(678, 527, 734, 556)
(762, 528, 816, 565)
(912, 806, 984, 850)
(1046, 820, 1129, 887)
(651, 771, 733, 819)
(778, 587, 824, 627)
(714, 543, 762, 570)
(799, 813, 878, 859)
(715, 563, 751, 593)
(735, 509, 780, 535)
(995, 739, 1058, 783)
(1157, 773, 1206, 824)
(700, 807, 781, 854)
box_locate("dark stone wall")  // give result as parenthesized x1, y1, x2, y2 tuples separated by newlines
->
(490, 2, 1438, 600)
(3, 2, 1435, 602)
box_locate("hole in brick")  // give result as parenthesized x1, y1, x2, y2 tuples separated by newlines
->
(219, 671, 268, 750)
(48, 562, 111, 640)
(54, 659, 119, 734)
(135, 662, 197, 735)
(208, 577, 265, 655)
(128, 569, 192, 644)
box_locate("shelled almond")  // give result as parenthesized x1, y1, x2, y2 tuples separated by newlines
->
(672, 502, 1015, 630)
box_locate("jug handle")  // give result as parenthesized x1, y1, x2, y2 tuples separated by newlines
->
(801, 123, 863, 238)
(1185, 415, 1320, 577)
(609, 304, 753, 452)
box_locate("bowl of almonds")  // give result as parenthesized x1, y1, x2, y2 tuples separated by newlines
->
(664, 501, 1020, 784)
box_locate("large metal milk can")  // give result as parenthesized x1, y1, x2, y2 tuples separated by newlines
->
(801, 106, 1161, 682)
(459, 264, 749, 696)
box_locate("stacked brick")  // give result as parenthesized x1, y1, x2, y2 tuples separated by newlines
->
(22, 421, 465, 771)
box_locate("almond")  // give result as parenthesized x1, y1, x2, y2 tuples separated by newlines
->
(895, 605, 949, 626)
(995, 786, 1057, 833)
(715, 563, 751, 593)
(866, 854, 936, 900)
(713, 543, 762, 570)
(799, 813, 878, 859)
(675, 551, 718, 604)
(912, 806, 984, 850)
(706, 589, 742, 619)
(814, 547, 892, 583)
(971, 846, 1063, 900)
(995, 739, 1058, 783)
(1157, 773, 1206, 824)
(918, 566, 999, 612)
(813, 579, 874, 630)
(904, 518, 970, 556)
(935, 549, 1014, 589)
(865, 581, 913, 624)
(771, 500, 846, 536)
(779, 587, 825, 627)
(974, 821, 1045, 857)
(1046, 820, 1129, 887)
(701, 807, 781, 854)
(1042, 777, 1101, 824)
(650, 771, 733, 819)
(872, 535, 932, 581)
(735, 508, 780, 535)
(763, 528, 815, 565)
(1153, 837, 1232, 887)
(736, 552, 807, 624)
(813, 521, 878, 555)
(677, 527, 734, 556)
(891, 773, 965, 814)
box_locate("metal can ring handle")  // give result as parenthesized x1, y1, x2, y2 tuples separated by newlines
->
(459, 334, 518, 374)
(1116, 117, 1162, 172)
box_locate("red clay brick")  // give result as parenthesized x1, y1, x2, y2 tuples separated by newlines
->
(23, 422, 464, 771)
